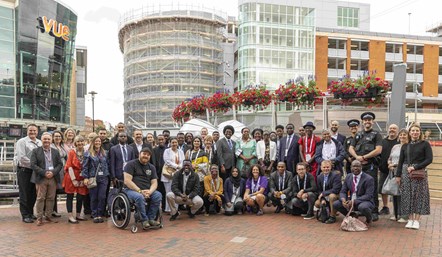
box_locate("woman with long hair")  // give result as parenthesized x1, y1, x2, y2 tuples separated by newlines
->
(185, 137, 209, 183)
(82, 136, 109, 223)
(396, 124, 433, 230)
(63, 136, 89, 223)
(244, 164, 268, 215)
(50, 130, 68, 217)
(63, 128, 76, 153)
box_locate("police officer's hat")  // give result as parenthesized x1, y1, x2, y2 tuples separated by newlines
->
(347, 119, 360, 127)
(360, 112, 375, 120)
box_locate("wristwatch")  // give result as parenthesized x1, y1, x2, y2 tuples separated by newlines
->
(137, 189, 142, 193)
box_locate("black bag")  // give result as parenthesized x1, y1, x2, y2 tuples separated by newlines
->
(316, 203, 330, 223)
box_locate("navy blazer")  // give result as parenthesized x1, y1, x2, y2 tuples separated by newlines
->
(128, 142, 152, 159)
(223, 177, 246, 203)
(339, 172, 374, 207)
(30, 147, 63, 184)
(316, 171, 342, 196)
(334, 133, 346, 146)
(277, 134, 300, 173)
(315, 138, 346, 174)
(109, 144, 135, 180)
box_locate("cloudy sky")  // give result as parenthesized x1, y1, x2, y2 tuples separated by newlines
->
(63, 0, 441, 127)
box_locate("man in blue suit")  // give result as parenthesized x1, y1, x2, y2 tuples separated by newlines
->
(110, 132, 135, 185)
(277, 123, 299, 174)
(333, 160, 375, 224)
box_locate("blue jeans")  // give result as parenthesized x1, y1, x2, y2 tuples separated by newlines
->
(89, 176, 109, 218)
(125, 189, 162, 221)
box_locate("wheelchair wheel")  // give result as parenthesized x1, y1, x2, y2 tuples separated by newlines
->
(111, 193, 131, 229)
(131, 224, 138, 233)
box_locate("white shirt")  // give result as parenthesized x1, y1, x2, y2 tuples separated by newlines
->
(15, 136, 42, 168)
(322, 140, 337, 160)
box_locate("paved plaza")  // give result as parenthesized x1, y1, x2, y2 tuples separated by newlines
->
(0, 200, 441, 257)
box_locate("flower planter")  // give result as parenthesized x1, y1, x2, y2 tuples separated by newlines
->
(341, 93, 356, 99)
(362, 87, 379, 98)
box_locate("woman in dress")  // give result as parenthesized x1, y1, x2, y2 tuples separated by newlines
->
(162, 138, 184, 213)
(82, 136, 109, 223)
(63, 136, 89, 223)
(50, 131, 68, 217)
(224, 167, 246, 215)
(244, 165, 268, 215)
(396, 124, 433, 230)
(387, 128, 408, 223)
(235, 127, 257, 179)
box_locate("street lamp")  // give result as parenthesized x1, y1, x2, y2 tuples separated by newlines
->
(413, 83, 421, 123)
(88, 91, 98, 132)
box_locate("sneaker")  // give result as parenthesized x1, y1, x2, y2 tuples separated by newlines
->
(372, 213, 379, 222)
(325, 216, 336, 224)
(51, 211, 61, 218)
(301, 213, 308, 217)
(303, 214, 315, 220)
(93, 217, 100, 223)
(148, 220, 160, 226)
(389, 216, 397, 221)
(397, 218, 408, 223)
(379, 207, 390, 215)
(405, 220, 414, 229)
(142, 220, 150, 229)
(256, 209, 264, 216)
(188, 212, 196, 219)
(411, 220, 420, 230)
(169, 212, 180, 221)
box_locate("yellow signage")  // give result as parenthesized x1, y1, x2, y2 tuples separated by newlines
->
(37, 16, 70, 41)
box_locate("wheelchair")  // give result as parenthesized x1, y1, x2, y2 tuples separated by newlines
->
(110, 181, 163, 233)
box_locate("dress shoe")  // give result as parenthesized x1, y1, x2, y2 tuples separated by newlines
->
(31, 215, 37, 220)
(51, 212, 62, 218)
(68, 218, 79, 224)
(44, 217, 59, 223)
(372, 213, 379, 222)
(36, 218, 43, 226)
(188, 212, 196, 219)
(23, 217, 34, 223)
(379, 207, 390, 215)
(169, 211, 180, 221)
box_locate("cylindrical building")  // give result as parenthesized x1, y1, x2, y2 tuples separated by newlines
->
(118, 5, 227, 128)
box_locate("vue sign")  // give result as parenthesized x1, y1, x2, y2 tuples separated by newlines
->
(37, 16, 70, 41)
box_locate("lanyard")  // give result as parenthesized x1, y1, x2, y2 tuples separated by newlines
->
(43, 148, 52, 164)
(191, 149, 201, 162)
(296, 175, 307, 190)
(210, 177, 218, 192)
(251, 176, 261, 193)
(206, 150, 212, 163)
(278, 172, 285, 191)
(304, 136, 314, 154)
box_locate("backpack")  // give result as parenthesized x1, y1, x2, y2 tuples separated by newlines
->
(316, 203, 330, 223)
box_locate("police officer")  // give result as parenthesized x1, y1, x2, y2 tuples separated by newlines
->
(348, 112, 382, 221)
(343, 119, 360, 176)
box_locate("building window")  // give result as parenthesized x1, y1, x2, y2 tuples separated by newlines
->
(351, 40, 368, 51)
(328, 38, 346, 50)
(328, 58, 346, 69)
(337, 7, 359, 28)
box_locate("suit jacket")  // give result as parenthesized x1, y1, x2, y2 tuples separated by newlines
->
(339, 172, 374, 207)
(128, 142, 153, 159)
(216, 137, 236, 170)
(178, 143, 190, 155)
(153, 145, 167, 177)
(268, 170, 293, 198)
(110, 133, 134, 146)
(314, 138, 346, 174)
(30, 147, 63, 184)
(171, 170, 200, 199)
(316, 171, 342, 196)
(109, 144, 135, 180)
(277, 134, 300, 173)
(333, 133, 346, 146)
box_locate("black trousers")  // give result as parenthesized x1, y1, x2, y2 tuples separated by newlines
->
(66, 194, 84, 213)
(83, 194, 91, 215)
(203, 195, 225, 214)
(363, 163, 379, 214)
(17, 167, 36, 219)
(220, 167, 232, 184)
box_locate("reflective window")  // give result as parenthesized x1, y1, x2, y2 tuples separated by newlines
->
(337, 7, 359, 28)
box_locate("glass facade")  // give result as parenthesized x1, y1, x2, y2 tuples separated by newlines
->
(15, 0, 77, 123)
(0, 5, 15, 118)
(238, 2, 315, 90)
(337, 7, 359, 28)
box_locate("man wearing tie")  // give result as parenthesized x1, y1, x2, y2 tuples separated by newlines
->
(216, 125, 236, 182)
(333, 160, 375, 224)
(315, 160, 342, 224)
(110, 132, 135, 185)
(277, 123, 299, 174)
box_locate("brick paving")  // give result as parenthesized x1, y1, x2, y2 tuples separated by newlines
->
(0, 200, 441, 257)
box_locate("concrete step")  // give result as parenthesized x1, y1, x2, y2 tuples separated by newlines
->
(430, 189, 442, 200)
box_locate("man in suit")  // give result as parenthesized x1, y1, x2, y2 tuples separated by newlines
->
(315, 160, 342, 224)
(334, 160, 375, 224)
(330, 120, 346, 146)
(30, 132, 63, 226)
(278, 123, 300, 174)
(153, 134, 167, 211)
(129, 129, 152, 159)
(212, 131, 220, 153)
(216, 125, 236, 182)
(268, 162, 293, 213)
(110, 122, 134, 145)
(109, 132, 135, 185)
(314, 129, 346, 174)
(167, 159, 203, 221)
(16, 124, 42, 223)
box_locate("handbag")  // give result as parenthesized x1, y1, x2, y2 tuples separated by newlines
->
(340, 200, 368, 232)
(316, 203, 329, 223)
(162, 165, 175, 179)
(382, 170, 400, 196)
(407, 144, 426, 180)
(87, 162, 100, 189)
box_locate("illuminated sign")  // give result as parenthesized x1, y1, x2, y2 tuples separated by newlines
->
(37, 16, 70, 41)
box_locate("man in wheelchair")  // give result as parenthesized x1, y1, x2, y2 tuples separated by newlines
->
(123, 147, 162, 229)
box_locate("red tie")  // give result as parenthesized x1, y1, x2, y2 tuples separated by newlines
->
(352, 175, 358, 193)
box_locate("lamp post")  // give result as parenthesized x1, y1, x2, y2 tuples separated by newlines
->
(413, 83, 420, 123)
(88, 91, 97, 132)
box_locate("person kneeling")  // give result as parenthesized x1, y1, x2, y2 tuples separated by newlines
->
(203, 165, 224, 216)
(224, 167, 245, 215)
(268, 162, 293, 213)
(333, 160, 375, 224)
(244, 165, 268, 216)
(123, 148, 162, 229)
(315, 160, 342, 224)
(167, 160, 204, 221)
(288, 163, 317, 219)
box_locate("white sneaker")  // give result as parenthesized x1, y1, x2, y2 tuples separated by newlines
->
(397, 218, 408, 223)
(411, 220, 420, 230)
(405, 220, 414, 229)
(389, 216, 397, 221)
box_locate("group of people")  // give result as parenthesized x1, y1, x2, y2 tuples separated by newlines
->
(15, 112, 433, 230)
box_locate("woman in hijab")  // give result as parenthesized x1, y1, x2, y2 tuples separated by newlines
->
(223, 167, 245, 215)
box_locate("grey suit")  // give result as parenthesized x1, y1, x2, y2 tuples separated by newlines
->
(30, 147, 63, 184)
(216, 137, 236, 181)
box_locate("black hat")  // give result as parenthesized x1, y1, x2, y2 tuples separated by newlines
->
(361, 112, 375, 120)
(223, 125, 235, 134)
(347, 119, 360, 127)
(303, 121, 316, 130)
(140, 147, 152, 155)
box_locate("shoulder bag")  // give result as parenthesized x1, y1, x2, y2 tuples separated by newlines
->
(162, 165, 175, 179)
(340, 200, 368, 232)
(407, 144, 426, 180)
(87, 159, 100, 189)
(381, 170, 400, 196)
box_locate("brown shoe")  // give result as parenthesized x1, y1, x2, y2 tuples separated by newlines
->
(44, 217, 59, 223)
(36, 218, 43, 226)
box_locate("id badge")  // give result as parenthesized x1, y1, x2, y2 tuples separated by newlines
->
(285, 149, 288, 157)
(352, 193, 357, 200)
(48, 165, 54, 171)
(235, 148, 243, 157)
(281, 194, 286, 200)
(98, 171, 104, 176)
(306, 154, 311, 162)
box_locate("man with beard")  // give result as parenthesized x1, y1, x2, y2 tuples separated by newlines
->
(162, 130, 171, 148)
(298, 122, 321, 179)
(129, 129, 152, 159)
(167, 160, 203, 221)
(330, 120, 346, 146)
(98, 128, 112, 152)
(216, 125, 236, 181)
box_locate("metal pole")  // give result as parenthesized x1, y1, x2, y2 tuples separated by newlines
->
(408, 13, 411, 34)
(413, 83, 417, 123)
(88, 91, 98, 132)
